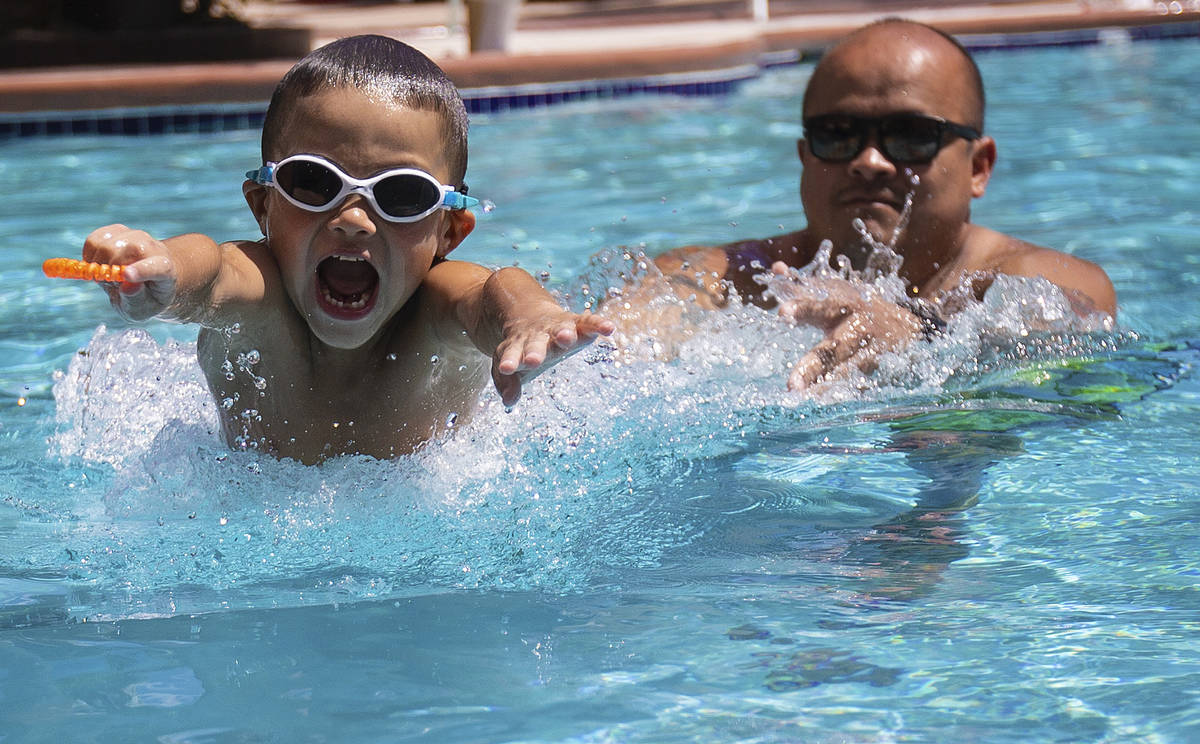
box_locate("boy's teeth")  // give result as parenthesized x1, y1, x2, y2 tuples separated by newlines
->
(321, 286, 368, 310)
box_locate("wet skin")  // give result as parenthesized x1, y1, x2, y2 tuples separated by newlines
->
(83, 86, 613, 462)
(639, 21, 1115, 390)
(205, 87, 486, 460)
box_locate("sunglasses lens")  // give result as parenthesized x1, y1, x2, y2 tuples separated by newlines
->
(880, 116, 943, 162)
(807, 116, 862, 161)
(373, 174, 442, 218)
(275, 160, 343, 207)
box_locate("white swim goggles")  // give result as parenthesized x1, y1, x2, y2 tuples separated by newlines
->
(246, 153, 479, 223)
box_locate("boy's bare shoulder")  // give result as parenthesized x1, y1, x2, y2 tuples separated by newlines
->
(195, 239, 303, 359)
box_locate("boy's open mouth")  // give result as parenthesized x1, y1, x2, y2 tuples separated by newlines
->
(316, 255, 379, 318)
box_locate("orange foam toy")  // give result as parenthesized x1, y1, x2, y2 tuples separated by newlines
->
(43, 258, 125, 283)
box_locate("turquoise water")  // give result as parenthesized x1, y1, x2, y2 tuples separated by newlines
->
(2, 37, 1200, 742)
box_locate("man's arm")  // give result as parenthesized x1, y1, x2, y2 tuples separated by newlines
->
(594, 244, 735, 356)
(422, 260, 614, 406)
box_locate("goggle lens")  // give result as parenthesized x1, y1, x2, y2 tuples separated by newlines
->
(372, 172, 443, 218)
(275, 159, 345, 208)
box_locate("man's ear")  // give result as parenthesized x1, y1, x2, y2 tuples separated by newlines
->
(796, 138, 808, 164)
(970, 136, 997, 199)
(243, 180, 269, 236)
(437, 209, 476, 259)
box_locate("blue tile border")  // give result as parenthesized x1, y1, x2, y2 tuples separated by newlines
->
(0, 64, 762, 139)
(2, 21, 1196, 139)
(0, 102, 267, 139)
(960, 18, 1200, 52)
(463, 64, 761, 114)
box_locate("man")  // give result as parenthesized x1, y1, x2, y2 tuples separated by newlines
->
(643, 19, 1116, 390)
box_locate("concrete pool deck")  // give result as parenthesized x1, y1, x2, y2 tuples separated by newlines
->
(2, 0, 1199, 113)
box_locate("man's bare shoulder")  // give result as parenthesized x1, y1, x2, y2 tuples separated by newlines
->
(653, 243, 729, 276)
(653, 232, 811, 308)
(648, 244, 732, 308)
(966, 226, 1117, 317)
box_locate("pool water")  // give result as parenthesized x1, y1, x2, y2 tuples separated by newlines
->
(2, 37, 1200, 742)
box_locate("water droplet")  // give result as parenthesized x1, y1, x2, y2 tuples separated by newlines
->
(481, 199, 496, 213)
(445, 412, 458, 428)
(430, 354, 440, 364)
(387, 353, 398, 361)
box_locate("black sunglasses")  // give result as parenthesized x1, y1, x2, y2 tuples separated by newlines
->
(802, 113, 981, 164)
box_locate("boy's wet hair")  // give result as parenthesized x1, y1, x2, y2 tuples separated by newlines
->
(261, 34, 469, 188)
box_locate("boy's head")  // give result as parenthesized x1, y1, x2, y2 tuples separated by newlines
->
(261, 35, 469, 190)
(244, 35, 478, 352)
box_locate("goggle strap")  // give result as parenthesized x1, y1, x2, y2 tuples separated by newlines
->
(246, 164, 274, 185)
(441, 191, 480, 210)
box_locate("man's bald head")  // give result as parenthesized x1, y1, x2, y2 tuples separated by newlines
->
(803, 19, 986, 131)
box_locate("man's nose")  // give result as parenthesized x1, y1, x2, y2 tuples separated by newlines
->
(847, 139, 896, 180)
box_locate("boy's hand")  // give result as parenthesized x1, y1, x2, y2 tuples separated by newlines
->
(491, 310, 615, 406)
(770, 263, 922, 392)
(83, 224, 179, 321)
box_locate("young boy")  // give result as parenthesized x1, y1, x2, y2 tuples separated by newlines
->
(80, 35, 612, 463)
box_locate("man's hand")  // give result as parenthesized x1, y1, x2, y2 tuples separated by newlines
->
(770, 262, 924, 392)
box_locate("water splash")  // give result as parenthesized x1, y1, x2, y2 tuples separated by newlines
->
(30, 248, 1127, 624)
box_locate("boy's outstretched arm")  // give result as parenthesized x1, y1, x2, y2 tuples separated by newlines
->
(425, 261, 615, 406)
(82, 224, 267, 326)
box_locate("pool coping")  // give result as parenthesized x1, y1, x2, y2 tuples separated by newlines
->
(1, 7, 1197, 136)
